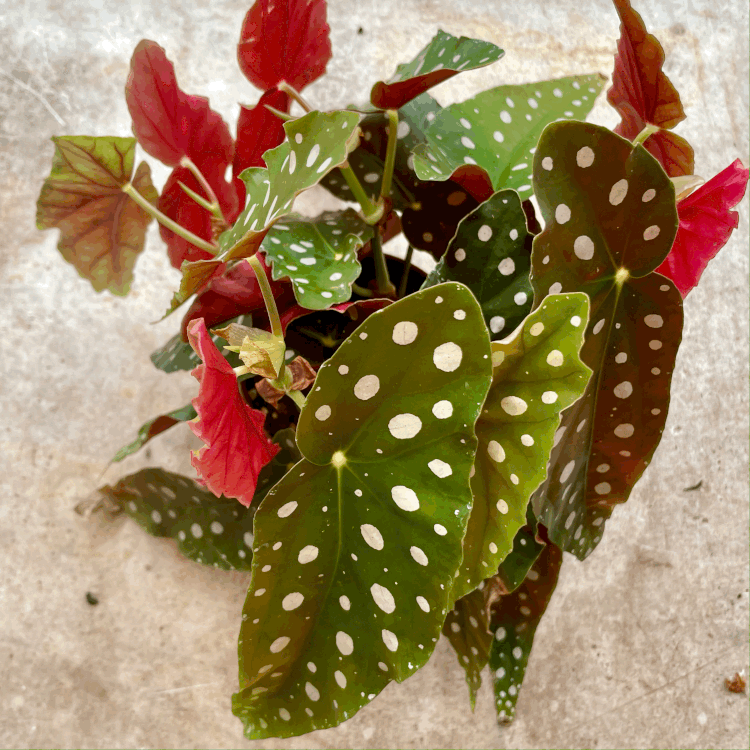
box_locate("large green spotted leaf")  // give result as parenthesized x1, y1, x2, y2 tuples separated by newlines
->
(453, 293, 591, 603)
(320, 94, 443, 211)
(260, 210, 372, 309)
(371, 30, 504, 110)
(232, 282, 493, 739)
(422, 189, 533, 340)
(112, 403, 197, 462)
(528, 121, 683, 560)
(442, 584, 493, 710)
(413, 74, 606, 197)
(489, 542, 562, 725)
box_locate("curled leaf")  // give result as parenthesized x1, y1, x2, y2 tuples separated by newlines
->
(187, 318, 280, 506)
(215, 322, 286, 380)
(256, 356, 317, 407)
(112, 403, 197, 462)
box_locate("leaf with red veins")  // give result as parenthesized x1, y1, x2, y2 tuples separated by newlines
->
(187, 318, 280, 507)
(656, 159, 749, 297)
(233, 89, 290, 206)
(180, 257, 296, 340)
(237, 0, 332, 93)
(606, 0, 694, 177)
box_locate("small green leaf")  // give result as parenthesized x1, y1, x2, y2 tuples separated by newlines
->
(233, 282, 493, 739)
(422, 189, 533, 339)
(36, 135, 158, 294)
(489, 543, 563, 725)
(371, 30, 504, 109)
(496, 510, 545, 594)
(453, 293, 591, 602)
(260, 210, 372, 309)
(112, 403, 197, 462)
(413, 74, 606, 196)
(528, 121, 683, 559)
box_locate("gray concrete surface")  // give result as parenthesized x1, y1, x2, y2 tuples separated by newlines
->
(1, 0, 748, 747)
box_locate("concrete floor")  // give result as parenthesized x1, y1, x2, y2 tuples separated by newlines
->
(1, 0, 747, 747)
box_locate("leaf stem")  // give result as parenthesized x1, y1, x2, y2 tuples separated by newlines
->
(398, 244, 414, 298)
(263, 103, 297, 122)
(633, 123, 660, 147)
(179, 156, 224, 222)
(278, 82, 313, 113)
(248, 255, 283, 340)
(340, 164, 384, 224)
(122, 182, 218, 254)
(351, 282, 374, 298)
(287, 389, 306, 410)
(371, 228, 395, 297)
(380, 109, 399, 201)
(178, 180, 215, 212)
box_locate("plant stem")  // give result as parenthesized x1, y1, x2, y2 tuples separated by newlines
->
(633, 123, 660, 147)
(340, 164, 383, 224)
(278, 82, 313, 113)
(263, 103, 297, 122)
(178, 180, 215, 212)
(380, 109, 399, 201)
(122, 182, 218, 254)
(398, 244, 414, 298)
(248, 255, 283, 340)
(371, 228, 394, 297)
(351, 283, 374, 298)
(287, 389, 306, 410)
(179, 156, 224, 222)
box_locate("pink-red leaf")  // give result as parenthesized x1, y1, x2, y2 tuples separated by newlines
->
(656, 159, 749, 297)
(187, 318, 280, 507)
(237, 0, 332, 93)
(233, 88, 290, 206)
(606, 0, 694, 177)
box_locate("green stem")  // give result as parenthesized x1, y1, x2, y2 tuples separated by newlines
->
(287, 389, 306, 411)
(340, 164, 383, 224)
(248, 255, 283, 340)
(278, 82, 313, 113)
(263, 103, 297, 122)
(633, 123, 660, 147)
(179, 156, 224, 222)
(351, 282, 374, 298)
(371, 228, 394, 297)
(398, 244, 414, 298)
(122, 182, 218, 254)
(178, 181, 215, 212)
(380, 109, 399, 201)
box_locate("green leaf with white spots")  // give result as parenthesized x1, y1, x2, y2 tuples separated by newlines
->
(260, 210, 372, 309)
(422, 189, 533, 340)
(496, 512, 546, 594)
(219, 110, 362, 260)
(489, 542, 562, 725)
(453, 293, 591, 603)
(413, 73, 607, 197)
(443, 584, 493, 710)
(112, 403, 197, 462)
(528, 121, 683, 560)
(99, 432, 300, 570)
(320, 94, 442, 211)
(371, 30, 504, 110)
(150, 314, 252, 373)
(232, 282, 493, 739)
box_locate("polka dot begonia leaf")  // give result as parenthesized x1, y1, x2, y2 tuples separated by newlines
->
(495, 515, 546, 595)
(320, 94, 442, 212)
(422, 189, 533, 340)
(412, 73, 606, 197)
(232, 283, 492, 740)
(260, 209, 372, 310)
(528, 121, 684, 561)
(111, 403, 197, 462)
(489, 542, 563, 726)
(370, 30, 504, 110)
(452, 292, 591, 603)
(442, 585, 493, 710)
(168, 110, 361, 313)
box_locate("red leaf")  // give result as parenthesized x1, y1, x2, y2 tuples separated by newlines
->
(187, 318, 280, 507)
(233, 88, 290, 206)
(607, 0, 694, 177)
(656, 159, 749, 297)
(181, 257, 296, 340)
(237, 0, 332, 93)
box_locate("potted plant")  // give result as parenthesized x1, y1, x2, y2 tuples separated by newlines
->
(36, 0, 747, 741)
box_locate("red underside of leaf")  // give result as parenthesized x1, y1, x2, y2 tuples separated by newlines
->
(237, 0, 332, 93)
(371, 70, 456, 110)
(233, 89, 291, 206)
(187, 318, 280, 507)
(656, 159, 749, 297)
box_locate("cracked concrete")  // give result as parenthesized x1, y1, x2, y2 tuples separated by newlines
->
(0, 0, 748, 747)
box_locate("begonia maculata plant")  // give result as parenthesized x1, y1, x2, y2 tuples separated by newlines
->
(37, 0, 747, 740)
